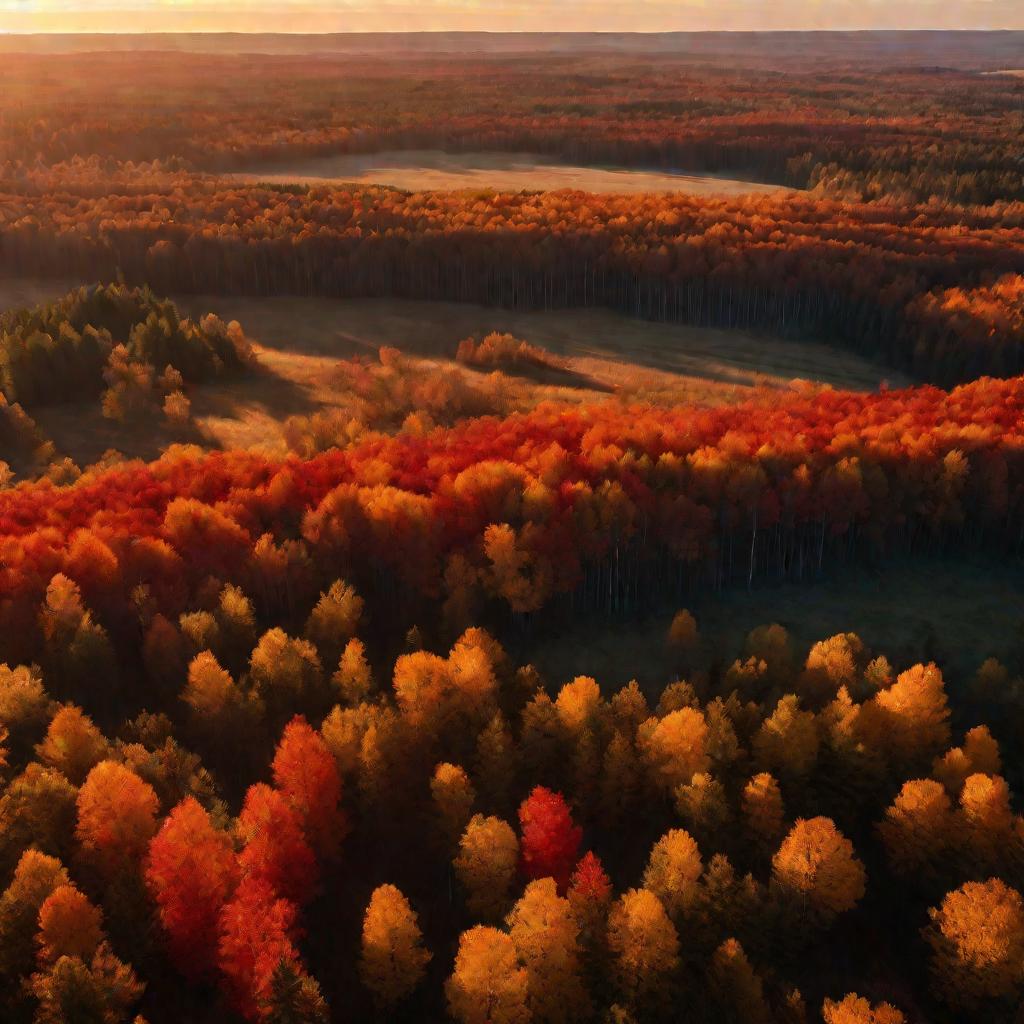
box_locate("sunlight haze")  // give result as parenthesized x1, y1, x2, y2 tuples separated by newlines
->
(0, 0, 1020, 33)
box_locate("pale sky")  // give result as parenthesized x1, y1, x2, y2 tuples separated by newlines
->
(0, 0, 1020, 33)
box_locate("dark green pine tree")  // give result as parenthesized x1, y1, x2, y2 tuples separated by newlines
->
(260, 961, 330, 1024)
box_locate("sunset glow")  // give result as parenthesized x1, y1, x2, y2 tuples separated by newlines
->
(0, 0, 1020, 33)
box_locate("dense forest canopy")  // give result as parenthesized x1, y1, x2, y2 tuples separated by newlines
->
(0, 284, 252, 408)
(3, 186, 1024, 386)
(0, 32, 1023, 1024)
(2, 49, 1023, 202)
(1, 47, 1023, 388)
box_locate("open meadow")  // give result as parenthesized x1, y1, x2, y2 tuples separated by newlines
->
(1, 280, 902, 466)
(231, 150, 796, 196)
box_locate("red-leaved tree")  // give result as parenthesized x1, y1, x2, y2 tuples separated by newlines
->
(217, 877, 303, 1021)
(518, 786, 583, 890)
(146, 797, 239, 979)
(237, 783, 318, 906)
(271, 716, 346, 860)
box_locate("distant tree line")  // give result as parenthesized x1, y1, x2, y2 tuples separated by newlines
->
(2, 191, 1023, 386)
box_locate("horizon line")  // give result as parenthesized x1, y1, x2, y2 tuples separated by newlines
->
(0, 27, 1020, 35)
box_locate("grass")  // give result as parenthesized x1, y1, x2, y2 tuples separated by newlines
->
(525, 556, 1024, 696)
(0, 282, 1015, 703)
(0, 282, 906, 469)
(228, 148, 798, 197)
(177, 294, 904, 390)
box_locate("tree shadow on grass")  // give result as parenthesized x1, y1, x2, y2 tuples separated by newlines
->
(190, 362, 324, 425)
(479, 360, 616, 393)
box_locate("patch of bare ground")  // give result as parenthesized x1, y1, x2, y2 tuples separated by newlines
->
(228, 149, 798, 197)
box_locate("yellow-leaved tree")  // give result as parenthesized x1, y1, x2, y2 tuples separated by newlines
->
(506, 878, 589, 1023)
(877, 778, 953, 880)
(454, 814, 519, 920)
(446, 926, 530, 1024)
(753, 695, 819, 782)
(771, 817, 865, 925)
(431, 762, 476, 851)
(36, 884, 103, 963)
(35, 705, 108, 785)
(638, 708, 709, 794)
(332, 637, 374, 706)
(642, 828, 703, 919)
(822, 993, 906, 1024)
(858, 663, 950, 770)
(741, 772, 786, 845)
(359, 883, 431, 1008)
(606, 888, 680, 1013)
(925, 878, 1024, 1008)
(75, 761, 159, 876)
(708, 938, 771, 1024)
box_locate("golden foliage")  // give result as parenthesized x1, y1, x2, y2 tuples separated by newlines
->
(877, 779, 953, 878)
(708, 938, 771, 1024)
(801, 633, 864, 702)
(332, 638, 374, 706)
(555, 677, 604, 737)
(304, 579, 363, 665)
(454, 814, 519, 920)
(506, 878, 589, 1024)
(431, 763, 476, 849)
(75, 761, 159, 874)
(606, 889, 680, 1008)
(753, 696, 819, 780)
(674, 773, 730, 841)
(822, 993, 906, 1024)
(742, 772, 785, 843)
(248, 627, 324, 715)
(37, 885, 103, 963)
(35, 705, 108, 786)
(446, 926, 530, 1024)
(932, 725, 1001, 795)
(359, 884, 431, 1008)
(925, 878, 1024, 1006)
(638, 708, 709, 794)
(642, 829, 703, 918)
(0, 663, 50, 749)
(959, 773, 1018, 871)
(859, 663, 951, 768)
(182, 650, 247, 725)
(4, 849, 70, 914)
(771, 817, 866, 922)
(475, 712, 516, 809)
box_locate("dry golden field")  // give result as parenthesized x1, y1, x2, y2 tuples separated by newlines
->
(1, 281, 905, 467)
(229, 149, 798, 196)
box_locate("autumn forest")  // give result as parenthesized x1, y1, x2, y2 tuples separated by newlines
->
(0, 29, 1023, 1024)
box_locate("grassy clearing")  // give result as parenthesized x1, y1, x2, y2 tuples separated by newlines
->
(172, 293, 903, 455)
(228, 149, 798, 197)
(0, 282, 905, 468)
(179, 293, 904, 392)
(526, 557, 1024, 696)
